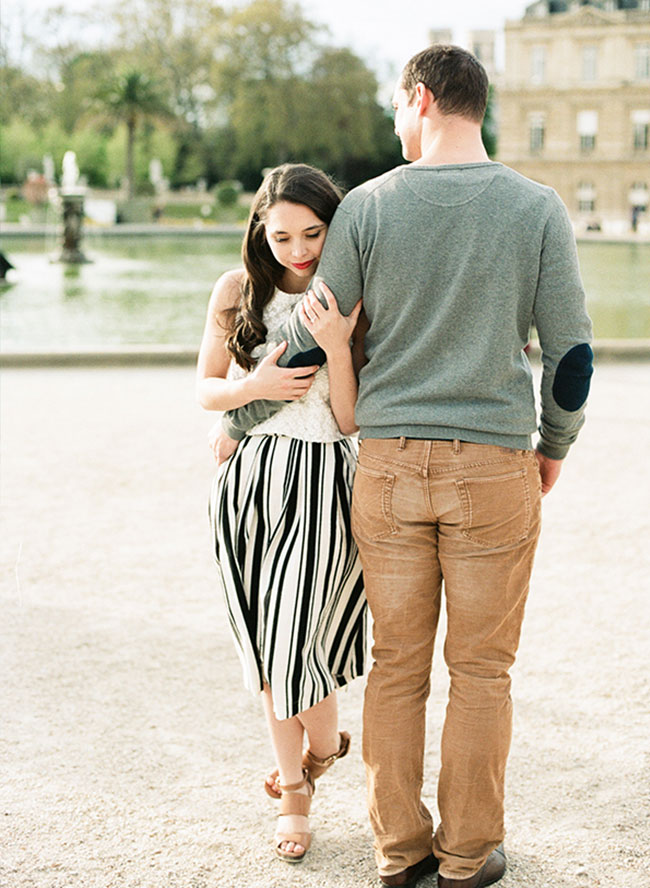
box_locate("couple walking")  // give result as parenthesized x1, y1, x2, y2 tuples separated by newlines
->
(197, 45, 593, 888)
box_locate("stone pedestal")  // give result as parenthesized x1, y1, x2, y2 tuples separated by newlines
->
(56, 192, 91, 264)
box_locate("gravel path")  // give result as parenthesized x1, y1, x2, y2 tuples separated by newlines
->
(1, 363, 649, 888)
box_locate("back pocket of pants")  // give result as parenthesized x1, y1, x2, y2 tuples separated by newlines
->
(352, 464, 397, 542)
(455, 467, 532, 548)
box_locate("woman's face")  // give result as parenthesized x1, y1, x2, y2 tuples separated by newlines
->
(265, 201, 328, 289)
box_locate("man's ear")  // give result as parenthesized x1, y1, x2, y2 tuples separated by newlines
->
(415, 82, 434, 116)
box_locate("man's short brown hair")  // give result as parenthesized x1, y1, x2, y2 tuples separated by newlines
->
(400, 45, 489, 123)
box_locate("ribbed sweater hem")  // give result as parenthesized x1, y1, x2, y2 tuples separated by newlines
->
(358, 425, 533, 451)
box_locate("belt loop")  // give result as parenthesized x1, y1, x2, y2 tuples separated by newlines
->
(422, 440, 432, 477)
(398, 436, 406, 451)
(453, 439, 461, 454)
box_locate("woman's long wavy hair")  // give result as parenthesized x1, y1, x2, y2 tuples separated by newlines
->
(223, 163, 343, 371)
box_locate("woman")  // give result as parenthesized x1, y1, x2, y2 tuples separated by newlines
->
(196, 164, 368, 863)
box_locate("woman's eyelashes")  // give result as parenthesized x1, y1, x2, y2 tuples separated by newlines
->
(273, 231, 323, 244)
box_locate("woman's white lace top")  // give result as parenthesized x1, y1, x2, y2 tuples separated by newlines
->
(227, 288, 346, 442)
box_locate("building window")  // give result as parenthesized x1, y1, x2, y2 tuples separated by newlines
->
(632, 111, 650, 150)
(580, 133, 596, 152)
(629, 184, 648, 232)
(531, 46, 546, 84)
(577, 182, 596, 213)
(636, 44, 650, 81)
(582, 46, 598, 82)
(634, 124, 649, 149)
(577, 110, 598, 153)
(529, 114, 545, 153)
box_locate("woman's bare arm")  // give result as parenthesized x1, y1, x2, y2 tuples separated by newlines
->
(300, 285, 363, 436)
(196, 270, 319, 412)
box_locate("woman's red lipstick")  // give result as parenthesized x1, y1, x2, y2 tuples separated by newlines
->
(292, 260, 314, 270)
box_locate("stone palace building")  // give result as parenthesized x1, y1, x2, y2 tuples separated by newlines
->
(496, 0, 650, 234)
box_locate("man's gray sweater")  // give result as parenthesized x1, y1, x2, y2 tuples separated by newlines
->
(222, 162, 593, 459)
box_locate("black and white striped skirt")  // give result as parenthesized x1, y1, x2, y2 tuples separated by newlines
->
(209, 434, 367, 720)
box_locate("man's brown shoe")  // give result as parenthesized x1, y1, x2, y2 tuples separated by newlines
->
(437, 845, 506, 888)
(379, 853, 438, 887)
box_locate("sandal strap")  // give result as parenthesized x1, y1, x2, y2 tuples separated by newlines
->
(266, 733, 350, 800)
(277, 768, 312, 794)
(304, 730, 350, 776)
(278, 790, 312, 817)
(275, 830, 312, 856)
(277, 777, 307, 793)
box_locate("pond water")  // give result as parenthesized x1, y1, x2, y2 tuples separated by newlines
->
(0, 234, 648, 349)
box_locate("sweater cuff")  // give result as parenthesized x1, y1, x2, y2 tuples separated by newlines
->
(536, 438, 569, 460)
(221, 414, 247, 442)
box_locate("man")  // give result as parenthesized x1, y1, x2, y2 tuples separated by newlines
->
(215, 45, 593, 888)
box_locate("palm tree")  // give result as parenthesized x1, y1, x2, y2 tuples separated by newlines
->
(97, 70, 170, 199)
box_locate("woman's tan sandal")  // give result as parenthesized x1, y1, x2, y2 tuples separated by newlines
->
(303, 730, 351, 780)
(274, 771, 313, 863)
(265, 730, 351, 800)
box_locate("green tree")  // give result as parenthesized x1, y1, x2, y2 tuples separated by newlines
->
(0, 119, 42, 183)
(0, 64, 57, 130)
(108, 0, 225, 127)
(105, 123, 175, 188)
(304, 48, 404, 183)
(96, 70, 171, 198)
(105, 0, 229, 187)
(1, 0, 407, 192)
(218, 0, 316, 86)
(217, 0, 317, 172)
(55, 51, 117, 134)
(217, 1, 401, 188)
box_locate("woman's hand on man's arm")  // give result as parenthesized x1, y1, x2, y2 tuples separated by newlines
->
(299, 284, 362, 358)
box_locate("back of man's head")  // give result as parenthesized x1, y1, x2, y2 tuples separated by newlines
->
(400, 45, 488, 123)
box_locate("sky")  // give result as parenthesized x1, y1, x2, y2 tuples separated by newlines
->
(299, 0, 532, 77)
(4, 0, 533, 85)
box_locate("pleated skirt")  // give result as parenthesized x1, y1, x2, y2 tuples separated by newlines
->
(209, 434, 367, 720)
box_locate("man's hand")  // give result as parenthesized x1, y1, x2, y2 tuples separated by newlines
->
(534, 449, 563, 496)
(208, 421, 240, 465)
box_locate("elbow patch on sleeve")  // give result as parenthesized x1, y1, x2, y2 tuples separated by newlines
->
(286, 346, 327, 369)
(552, 343, 594, 411)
